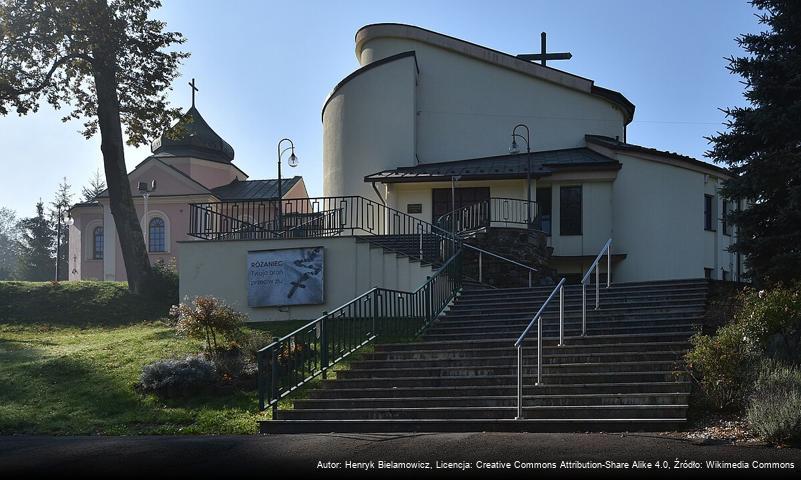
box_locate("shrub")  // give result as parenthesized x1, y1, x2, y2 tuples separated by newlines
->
(140, 355, 217, 397)
(746, 360, 801, 444)
(148, 259, 179, 306)
(170, 296, 246, 354)
(686, 321, 758, 410)
(686, 282, 801, 411)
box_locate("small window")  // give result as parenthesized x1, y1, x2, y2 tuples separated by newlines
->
(148, 217, 166, 252)
(722, 269, 730, 281)
(536, 187, 552, 235)
(722, 200, 731, 236)
(559, 186, 582, 236)
(93, 226, 104, 260)
(704, 268, 713, 280)
(704, 195, 715, 231)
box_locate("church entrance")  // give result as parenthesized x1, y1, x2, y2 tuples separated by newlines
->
(431, 187, 490, 223)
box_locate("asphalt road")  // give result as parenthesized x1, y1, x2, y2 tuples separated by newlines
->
(1, 432, 799, 478)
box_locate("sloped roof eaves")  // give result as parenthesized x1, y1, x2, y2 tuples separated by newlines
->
(585, 135, 731, 176)
(364, 148, 619, 183)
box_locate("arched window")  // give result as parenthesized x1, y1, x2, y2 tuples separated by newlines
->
(93, 226, 104, 260)
(148, 217, 166, 252)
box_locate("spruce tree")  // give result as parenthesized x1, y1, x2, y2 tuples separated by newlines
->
(17, 201, 55, 281)
(0, 207, 20, 280)
(706, 0, 801, 285)
(81, 169, 107, 202)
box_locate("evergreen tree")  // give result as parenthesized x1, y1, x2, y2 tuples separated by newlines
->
(0, 207, 20, 280)
(81, 168, 107, 202)
(49, 177, 73, 281)
(16, 201, 55, 281)
(706, 0, 801, 285)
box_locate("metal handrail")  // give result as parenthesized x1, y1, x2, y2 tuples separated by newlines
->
(580, 238, 612, 336)
(463, 243, 539, 287)
(275, 208, 340, 237)
(513, 277, 566, 419)
(257, 248, 463, 418)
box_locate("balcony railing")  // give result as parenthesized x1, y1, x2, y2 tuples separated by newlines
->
(435, 197, 538, 236)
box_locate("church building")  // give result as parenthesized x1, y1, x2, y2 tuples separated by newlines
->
(68, 97, 308, 282)
(323, 23, 743, 284)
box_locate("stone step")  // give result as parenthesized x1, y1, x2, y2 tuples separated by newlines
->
(260, 418, 687, 434)
(351, 350, 685, 369)
(426, 316, 704, 335)
(294, 392, 689, 409)
(375, 332, 696, 351)
(278, 404, 688, 421)
(439, 303, 707, 322)
(310, 381, 692, 398)
(321, 371, 686, 389)
(457, 284, 708, 301)
(450, 292, 708, 309)
(421, 324, 699, 342)
(365, 341, 691, 360)
(336, 361, 681, 379)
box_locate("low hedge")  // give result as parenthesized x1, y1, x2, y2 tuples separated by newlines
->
(0, 281, 171, 325)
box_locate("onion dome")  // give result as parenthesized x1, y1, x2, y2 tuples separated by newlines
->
(150, 106, 235, 163)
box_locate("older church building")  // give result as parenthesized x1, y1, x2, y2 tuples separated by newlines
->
(68, 101, 308, 281)
(323, 23, 743, 284)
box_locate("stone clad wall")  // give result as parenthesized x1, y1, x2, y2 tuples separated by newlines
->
(463, 228, 555, 288)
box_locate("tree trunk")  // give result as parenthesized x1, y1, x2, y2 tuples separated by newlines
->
(92, 50, 152, 294)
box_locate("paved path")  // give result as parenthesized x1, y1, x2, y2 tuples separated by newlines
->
(1, 433, 799, 477)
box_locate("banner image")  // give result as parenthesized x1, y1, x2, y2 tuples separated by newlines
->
(247, 247, 324, 307)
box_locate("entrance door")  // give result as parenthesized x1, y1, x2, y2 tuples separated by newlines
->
(432, 187, 490, 223)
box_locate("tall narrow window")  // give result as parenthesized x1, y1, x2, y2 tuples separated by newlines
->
(722, 200, 731, 236)
(704, 194, 715, 231)
(148, 217, 166, 252)
(93, 226, 104, 260)
(536, 187, 552, 235)
(559, 186, 582, 236)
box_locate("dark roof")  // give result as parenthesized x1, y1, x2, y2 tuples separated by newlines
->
(211, 177, 302, 201)
(364, 148, 619, 183)
(150, 106, 235, 163)
(68, 200, 100, 212)
(585, 135, 731, 176)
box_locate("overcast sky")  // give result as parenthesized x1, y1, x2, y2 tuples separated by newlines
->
(0, 0, 762, 217)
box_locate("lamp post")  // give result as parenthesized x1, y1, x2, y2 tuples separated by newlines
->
(509, 124, 532, 228)
(55, 207, 74, 281)
(277, 138, 299, 231)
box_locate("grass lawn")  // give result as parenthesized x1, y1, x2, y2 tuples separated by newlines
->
(0, 320, 313, 435)
(0, 281, 326, 435)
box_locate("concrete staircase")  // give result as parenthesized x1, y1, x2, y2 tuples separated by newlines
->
(260, 279, 708, 433)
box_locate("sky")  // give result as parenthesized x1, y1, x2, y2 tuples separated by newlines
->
(0, 0, 763, 217)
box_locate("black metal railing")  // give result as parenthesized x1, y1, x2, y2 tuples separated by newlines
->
(257, 249, 463, 417)
(189, 195, 460, 263)
(435, 197, 538, 236)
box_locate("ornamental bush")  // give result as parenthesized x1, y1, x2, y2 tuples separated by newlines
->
(686, 283, 801, 411)
(140, 355, 217, 397)
(170, 296, 246, 355)
(746, 360, 801, 444)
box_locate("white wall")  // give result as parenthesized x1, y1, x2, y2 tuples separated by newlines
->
(360, 37, 625, 162)
(322, 54, 418, 200)
(178, 236, 435, 322)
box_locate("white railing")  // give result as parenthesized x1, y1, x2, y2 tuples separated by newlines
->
(513, 277, 566, 420)
(581, 238, 612, 336)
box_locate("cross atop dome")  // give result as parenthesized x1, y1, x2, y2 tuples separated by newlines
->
(189, 78, 199, 107)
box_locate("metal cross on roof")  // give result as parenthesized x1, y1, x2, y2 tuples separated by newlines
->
(516, 32, 572, 67)
(189, 78, 199, 107)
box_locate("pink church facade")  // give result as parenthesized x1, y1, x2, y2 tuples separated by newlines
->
(68, 105, 308, 281)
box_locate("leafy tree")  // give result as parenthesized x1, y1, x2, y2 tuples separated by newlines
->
(0, 0, 188, 293)
(0, 207, 20, 280)
(706, 0, 801, 285)
(49, 177, 73, 281)
(16, 201, 55, 281)
(81, 168, 107, 202)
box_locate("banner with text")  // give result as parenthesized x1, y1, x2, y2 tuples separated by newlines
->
(247, 247, 324, 307)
